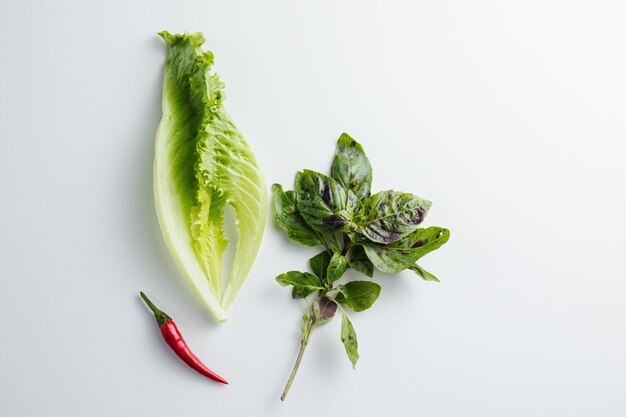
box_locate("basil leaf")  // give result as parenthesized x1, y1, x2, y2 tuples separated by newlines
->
(275, 271, 324, 298)
(272, 184, 322, 246)
(340, 311, 359, 369)
(309, 251, 331, 281)
(336, 281, 381, 312)
(330, 133, 372, 201)
(295, 170, 351, 232)
(346, 189, 359, 215)
(348, 245, 374, 278)
(409, 264, 440, 282)
(311, 296, 337, 327)
(327, 252, 349, 284)
(356, 190, 431, 244)
(300, 311, 311, 334)
(363, 227, 450, 274)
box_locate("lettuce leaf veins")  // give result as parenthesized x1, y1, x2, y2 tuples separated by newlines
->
(154, 31, 266, 322)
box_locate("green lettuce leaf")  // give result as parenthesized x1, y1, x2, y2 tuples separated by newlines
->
(153, 31, 266, 322)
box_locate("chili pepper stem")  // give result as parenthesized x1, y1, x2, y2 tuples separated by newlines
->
(280, 322, 313, 401)
(140, 291, 172, 327)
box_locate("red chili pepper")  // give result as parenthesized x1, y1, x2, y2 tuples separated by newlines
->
(140, 292, 228, 385)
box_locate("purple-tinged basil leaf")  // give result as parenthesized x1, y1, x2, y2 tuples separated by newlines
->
(295, 170, 351, 232)
(330, 133, 372, 201)
(311, 296, 337, 326)
(347, 189, 359, 215)
(357, 190, 431, 244)
(272, 183, 322, 246)
(363, 227, 450, 274)
(340, 311, 359, 369)
(348, 245, 374, 278)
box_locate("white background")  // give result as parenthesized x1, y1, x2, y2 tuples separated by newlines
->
(1, 1, 625, 415)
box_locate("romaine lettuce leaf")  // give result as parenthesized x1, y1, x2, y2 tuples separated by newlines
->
(154, 31, 266, 322)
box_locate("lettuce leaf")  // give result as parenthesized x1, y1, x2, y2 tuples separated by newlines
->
(154, 31, 266, 322)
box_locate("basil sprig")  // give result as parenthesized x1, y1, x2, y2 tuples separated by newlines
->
(274, 133, 450, 400)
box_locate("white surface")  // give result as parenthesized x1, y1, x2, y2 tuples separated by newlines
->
(1, 0, 625, 415)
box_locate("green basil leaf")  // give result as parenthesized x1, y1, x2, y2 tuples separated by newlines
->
(311, 296, 337, 327)
(409, 264, 440, 282)
(275, 271, 324, 298)
(348, 245, 374, 278)
(300, 311, 311, 334)
(327, 252, 349, 284)
(272, 184, 322, 246)
(363, 227, 450, 273)
(295, 170, 351, 232)
(330, 133, 372, 201)
(346, 189, 359, 215)
(340, 311, 359, 369)
(309, 251, 331, 281)
(336, 281, 381, 312)
(356, 190, 431, 244)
